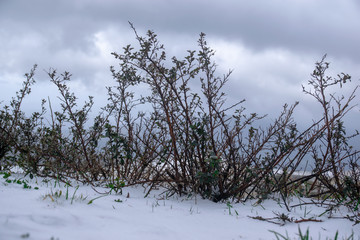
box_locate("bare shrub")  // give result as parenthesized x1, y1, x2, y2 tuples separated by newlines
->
(0, 25, 359, 214)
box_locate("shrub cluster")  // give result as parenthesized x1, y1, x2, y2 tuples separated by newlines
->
(0, 25, 359, 222)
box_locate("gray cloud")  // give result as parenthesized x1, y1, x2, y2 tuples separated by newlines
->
(0, 0, 359, 135)
(2, 0, 360, 62)
(3, 0, 360, 51)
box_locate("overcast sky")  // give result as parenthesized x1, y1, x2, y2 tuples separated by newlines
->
(1, 0, 359, 134)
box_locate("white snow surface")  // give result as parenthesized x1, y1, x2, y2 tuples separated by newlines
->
(0, 173, 358, 240)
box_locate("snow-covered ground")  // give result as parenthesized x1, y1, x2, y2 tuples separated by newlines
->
(0, 173, 358, 240)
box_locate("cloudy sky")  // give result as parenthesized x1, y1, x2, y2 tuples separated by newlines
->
(1, 0, 359, 133)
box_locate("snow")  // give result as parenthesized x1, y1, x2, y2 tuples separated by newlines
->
(0, 173, 358, 240)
